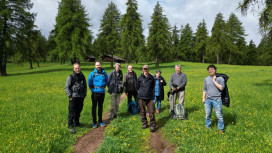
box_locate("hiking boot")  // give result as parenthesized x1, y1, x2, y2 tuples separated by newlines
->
(68, 126, 76, 134)
(99, 122, 106, 127)
(92, 124, 98, 128)
(150, 128, 156, 132)
(218, 129, 224, 134)
(156, 109, 159, 114)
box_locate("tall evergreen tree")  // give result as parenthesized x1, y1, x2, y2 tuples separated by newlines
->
(245, 40, 257, 65)
(207, 13, 228, 64)
(178, 23, 194, 61)
(257, 35, 272, 65)
(97, 2, 121, 68)
(54, 0, 92, 64)
(226, 13, 247, 64)
(195, 19, 209, 63)
(120, 0, 145, 67)
(171, 25, 180, 61)
(0, 0, 35, 76)
(147, 2, 171, 67)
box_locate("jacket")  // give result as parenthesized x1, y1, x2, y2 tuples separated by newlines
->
(137, 73, 155, 100)
(65, 71, 87, 98)
(123, 71, 137, 93)
(88, 68, 108, 93)
(154, 76, 167, 100)
(107, 69, 123, 94)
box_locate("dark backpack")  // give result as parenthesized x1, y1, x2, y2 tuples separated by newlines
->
(216, 73, 230, 107)
(70, 73, 85, 93)
(128, 101, 138, 115)
(173, 104, 187, 120)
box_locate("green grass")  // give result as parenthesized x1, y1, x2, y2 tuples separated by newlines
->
(0, 61, 272, 152)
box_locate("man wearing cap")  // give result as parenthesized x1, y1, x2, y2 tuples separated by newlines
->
(123, 65, 138, 106)
(137, 65, 156, 132)
(169, 64, 187, 117)
(107, 63, 123, 121)
(88, 61, 108, 128)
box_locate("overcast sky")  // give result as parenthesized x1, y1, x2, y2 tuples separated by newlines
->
(31, 0, 263, 45)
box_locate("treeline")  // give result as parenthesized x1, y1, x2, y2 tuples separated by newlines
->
(1, 0, 271, 76)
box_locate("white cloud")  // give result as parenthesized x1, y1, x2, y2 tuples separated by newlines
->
(31, 0, 262, 45)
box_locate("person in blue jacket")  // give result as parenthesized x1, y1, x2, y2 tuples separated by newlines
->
(88, 61, 108, 128)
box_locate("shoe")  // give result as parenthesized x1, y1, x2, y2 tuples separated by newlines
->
(218, 129, 224, 134)
(92, 124, 98, 128)
(68, 126, 76, 134)
(150, 128, 156, 132)
(142, 125, 148, 129)
(113, 115, 117, 119)
(99, 122, 106, 127)
(156, 109, 159, 114)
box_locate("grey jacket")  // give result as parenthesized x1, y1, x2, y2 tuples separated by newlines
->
(107, 69, 123, 94)
(65, 72, 87, 98)
(169, 72, 187, 91)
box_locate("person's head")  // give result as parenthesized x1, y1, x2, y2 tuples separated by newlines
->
(73, 63, 80, 73)
(95, 61, 101, 71)
(175, 64, 181, 74)
(115, 63, 121, 72)
(156, 70, 161, 78)
(207, 65, 217, 76)
(142, 65, 149, 75)
(128, 65, 133, 72)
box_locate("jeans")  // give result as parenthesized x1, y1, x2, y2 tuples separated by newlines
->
(153, 96, 161, 110)
(204, 98, 224, 130)
(91, 93, 105, 124)
(68, 97, 84, 126)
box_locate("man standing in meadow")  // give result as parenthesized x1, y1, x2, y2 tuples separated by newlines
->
(107, 63, 123, 121)
(123, 65, 138, 106)
(202, 65, 225, 133)
(169, 64, 187, 117)
(137, 65, 156, 132)
(88, 61, 108, 128)
(65, 63, 87, 134)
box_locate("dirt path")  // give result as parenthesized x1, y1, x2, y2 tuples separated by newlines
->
(73, 94, 126, 153)
(150, 130, 177, 153)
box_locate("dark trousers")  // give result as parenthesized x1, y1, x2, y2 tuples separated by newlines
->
(127, 91, 138, 105)
(138, 99, 156, 128)
(68, 97, 84, 126)
(91, 92, 105, 124)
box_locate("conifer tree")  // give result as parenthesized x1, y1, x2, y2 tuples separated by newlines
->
(171, 25, 180, 61)
(97, 2, 121, 67)
(178, 23, 194, 61)
(54, 0, 92, 64)
(0, 0, 35, 76)
(147, 2, 171, 67)
(120, 0, 145, 67)
(195, 20, 209, 63)
(245, 40, 257, 65)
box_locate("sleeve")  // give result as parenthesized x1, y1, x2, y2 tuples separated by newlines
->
(65, 76, 72, 98)
(162, 77, 167, 86)
(107, 72, 111, 87)
(88, 72, 93, 90)
(203, 78, 207, 92)
(83, 75, 87, 97)
(218, 77, 225, 90)
(178, 74, 187, 89)
(104, 72, 108, 87)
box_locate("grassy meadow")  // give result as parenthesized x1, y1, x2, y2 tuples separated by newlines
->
(0, 61, 271, 152)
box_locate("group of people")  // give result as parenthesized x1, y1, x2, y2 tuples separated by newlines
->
(65, 61, 225, 134)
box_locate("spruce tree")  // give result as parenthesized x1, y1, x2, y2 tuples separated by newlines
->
(171, 25, 180, 61)
(178, 23, 194, 61)
(97, 2, 121, 68)
(54, 0, 92, 64)
(147, 2, 171, 67)
(0, 0, 35, 76)
(195, 19, 209, 63)
(246, 40, 257, 65)
(120, 0, 145, 67)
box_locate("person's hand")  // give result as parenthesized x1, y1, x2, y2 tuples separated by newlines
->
(70, 97, 73, 101)
(160, 80, 163, 82)
(213, 76, 216, 82)
(202, 98, 206, 103)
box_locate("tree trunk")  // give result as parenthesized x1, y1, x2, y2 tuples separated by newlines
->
(37, 61, 40, 67)
(202, 53, 205, 63)
(228, 51, 231, 65)
(156, 56, 159, 67)
(217, 54, 221, 64)
(30, 60, 33, 69)
(1, 11, 8, 76)
(126, 53, 129, 69)
(111, 51, 113, 68)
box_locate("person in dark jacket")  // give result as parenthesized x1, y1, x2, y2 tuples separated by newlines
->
(65, 63, 87, 134)
(107, 63, 123, 120)
(88, 61, 108, 128)
(153, 70, 167, 114)
(123, 65, 138, 106)
(137, 65, 156, 132)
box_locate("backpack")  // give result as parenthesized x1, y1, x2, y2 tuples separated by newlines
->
(128, 101, 138, 115)
(173, 104, 187, 120)
(70, 73, 85, 93)
(216, 73, 230, 107)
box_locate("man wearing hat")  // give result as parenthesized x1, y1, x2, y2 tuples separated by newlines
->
(137, 65, 156, 132)
(107, 63, 123, 121)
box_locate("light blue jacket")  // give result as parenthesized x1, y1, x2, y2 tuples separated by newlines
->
(88, 68, 108, 93)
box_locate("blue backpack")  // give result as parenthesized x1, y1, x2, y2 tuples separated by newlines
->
(128, 101, 138, 115)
